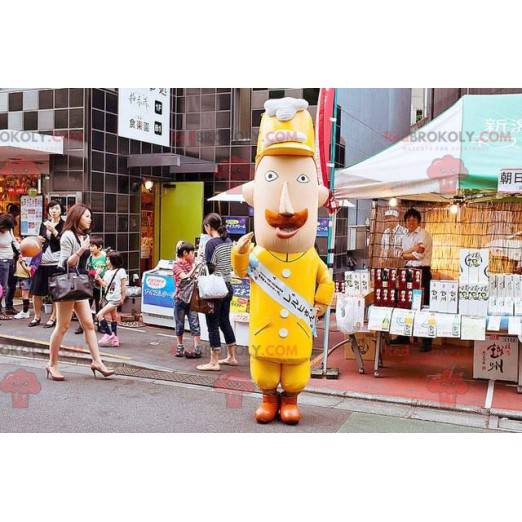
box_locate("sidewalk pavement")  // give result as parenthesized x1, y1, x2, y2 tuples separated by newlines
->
(2, 311, 521, 424)
(0, 312, 343, 376)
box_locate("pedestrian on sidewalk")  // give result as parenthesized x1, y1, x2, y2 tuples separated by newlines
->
(197, 213, 238, 371)
(173, 241, 202, 358)
(0, 213, 20, 321)
(12, 253, 36, 319)
(46, 203, 114, 381)
(29, 200, 64, 328)
(4, 203, 21, 316)
(95, 250, 127, 348)
(75, 236, 107, 335)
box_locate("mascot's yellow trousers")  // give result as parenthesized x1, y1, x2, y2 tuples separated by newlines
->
(250, 357, 310, 394)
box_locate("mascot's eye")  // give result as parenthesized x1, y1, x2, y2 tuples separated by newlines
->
(264, 171, 279, 182)
(296, 174, 310, 183)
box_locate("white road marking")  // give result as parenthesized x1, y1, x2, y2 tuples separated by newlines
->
(485, 380, 495, 409)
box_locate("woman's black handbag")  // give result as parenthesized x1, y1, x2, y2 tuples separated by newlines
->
(48, 267, 93, 302)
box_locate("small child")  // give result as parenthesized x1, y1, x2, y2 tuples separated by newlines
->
(76, 238, 107, 335)
(87, 237, 107, 316)
(13, 255, 34, 319)
(173, 241, 202, 358)
(95, 251, 127, 347)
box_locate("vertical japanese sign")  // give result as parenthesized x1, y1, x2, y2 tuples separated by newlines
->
(20, 195, 43, 236)
(118, 88, 171, 146)
(473, 335, 519, 382)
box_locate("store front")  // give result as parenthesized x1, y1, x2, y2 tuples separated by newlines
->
(327, 93, 522, 413)
(131, 152, 215, 327)
(128, 153, 215, 271)
(0, 130, 63, 236)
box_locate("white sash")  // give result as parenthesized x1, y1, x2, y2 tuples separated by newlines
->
(247, 252, 317, 335)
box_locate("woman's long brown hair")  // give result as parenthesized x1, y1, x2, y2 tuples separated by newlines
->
(62, 203, 91, 235)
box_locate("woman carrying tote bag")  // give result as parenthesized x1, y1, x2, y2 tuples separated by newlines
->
(196, 213, 237, 371)
(46, 203, 114, 382)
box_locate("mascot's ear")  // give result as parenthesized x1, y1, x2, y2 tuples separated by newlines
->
(243, 181, 254, 206)
(318, 185, 329, 207)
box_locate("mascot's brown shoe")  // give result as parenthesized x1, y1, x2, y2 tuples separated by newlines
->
(280, 393, 301, 425)
(255, 393, 280, 424)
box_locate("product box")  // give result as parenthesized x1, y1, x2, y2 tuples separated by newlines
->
(497, 273, 506, 298)
(473, 335, 519, 382)
(439, 281, 449, 312)
(382, 288, 389, 307)
(352, 272, 361, 295)
(466, 284, 489, 316)
(398, 268, 408, 289)
(390, 308, 415, 336)
(447, 281, 459, 314)
(360, 271, 370, 295)
(397, 288, 408, 309)
(435, 313, 461, 338)
(406, 289, 413, 309)
(389, 288, 397, 308)
(367, 305, 393, 332)
(372, 268, 383, 289)
(374, 288, 383, 307)
(460, 248, 489, 285)
(344, 332, 377, 361)
(458, 284, 469, 316)
(430, 280, 440, 312)
(411, 289, 423, 311)
(381, 268, 390, 289)
(412, 269, 423, 289)
(413, 310, 437, 338)
(503, 297, 514, 316)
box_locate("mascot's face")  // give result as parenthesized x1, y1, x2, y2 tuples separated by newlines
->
(243, 155, 328, 253)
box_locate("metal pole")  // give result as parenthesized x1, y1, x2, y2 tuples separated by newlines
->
(321, 88, 339, 376)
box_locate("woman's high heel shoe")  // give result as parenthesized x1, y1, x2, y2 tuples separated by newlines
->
(91, 363, 115, 379)
(46, 366, 65, 381)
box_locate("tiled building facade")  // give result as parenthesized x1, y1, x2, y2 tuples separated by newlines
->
(0, 87, 412, 281)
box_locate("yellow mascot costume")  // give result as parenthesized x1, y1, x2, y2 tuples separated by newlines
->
(232, 97, 335, 425)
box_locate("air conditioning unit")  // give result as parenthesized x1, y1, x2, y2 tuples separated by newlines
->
(347, 225, 368, 251)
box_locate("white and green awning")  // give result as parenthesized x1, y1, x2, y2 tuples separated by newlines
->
(335, 94, 522, 201)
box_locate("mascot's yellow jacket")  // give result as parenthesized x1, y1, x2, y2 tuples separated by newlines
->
(232, 244, 334, 364)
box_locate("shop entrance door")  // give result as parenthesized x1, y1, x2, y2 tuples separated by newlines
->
(157, 182, 204, 261)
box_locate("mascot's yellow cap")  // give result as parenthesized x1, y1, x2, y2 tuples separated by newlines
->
(256, 97, 315, 165)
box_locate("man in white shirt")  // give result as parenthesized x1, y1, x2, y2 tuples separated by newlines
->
(401, 208, 433, 269)
(380, 209, 407, 266)
(396, 208, 434, 352)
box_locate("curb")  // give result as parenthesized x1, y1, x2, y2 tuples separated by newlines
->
(3, 335, 522, 427)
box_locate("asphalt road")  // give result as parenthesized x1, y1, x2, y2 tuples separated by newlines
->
(0, 356, 491, 433)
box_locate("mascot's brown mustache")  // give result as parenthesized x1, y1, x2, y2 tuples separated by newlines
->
(265, 208, 308, 229)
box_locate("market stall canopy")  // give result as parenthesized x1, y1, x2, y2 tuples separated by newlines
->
(0, 129, 64, 161)
(209, 183, 355, 207)
(335, 94, 522, 201)
(208, 184, 245, 202)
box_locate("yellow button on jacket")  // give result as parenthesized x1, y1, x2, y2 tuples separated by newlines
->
(232, 244, 334, 364)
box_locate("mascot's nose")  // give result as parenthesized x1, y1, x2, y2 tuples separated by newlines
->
(278, 182, 295, 216)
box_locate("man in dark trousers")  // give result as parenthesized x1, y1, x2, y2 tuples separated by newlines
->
(391, 208, 434, 352)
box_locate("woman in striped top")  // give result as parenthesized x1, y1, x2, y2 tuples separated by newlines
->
(196, 213, 237, 371)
